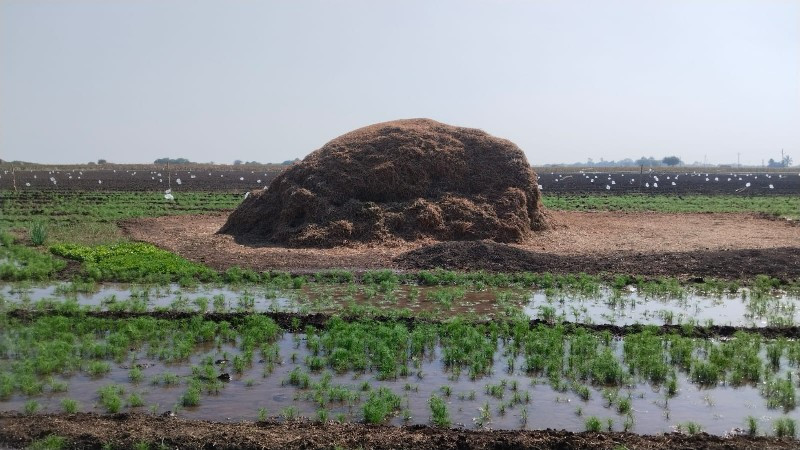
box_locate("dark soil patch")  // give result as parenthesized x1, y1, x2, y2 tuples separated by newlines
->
(0, 412, 795, 450)
(219, 119, 549, 247)
(395, 241, 800, 281)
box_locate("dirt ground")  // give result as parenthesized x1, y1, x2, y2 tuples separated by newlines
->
(1, 412, 796, 450)
(121, 211, 800, 279)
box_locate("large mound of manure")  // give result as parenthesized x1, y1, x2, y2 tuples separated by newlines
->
(219, 118, 549, 247)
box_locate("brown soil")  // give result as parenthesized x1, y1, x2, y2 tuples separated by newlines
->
(218, 119, 548, 247)
(1, 412, 795, 450)
(122, 211, 800, 279)
(395, 242, 800, 280)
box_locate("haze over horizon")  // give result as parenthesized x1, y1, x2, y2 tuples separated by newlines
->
(1, 0, 798, 167)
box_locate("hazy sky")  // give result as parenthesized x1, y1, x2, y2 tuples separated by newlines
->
(1, 0, 798, 166)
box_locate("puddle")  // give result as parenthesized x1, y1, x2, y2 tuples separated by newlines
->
(1, 283, 796, 327)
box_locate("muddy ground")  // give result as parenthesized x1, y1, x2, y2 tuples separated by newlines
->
(1, 412, 796, 450)
(121, 211, 800, 280)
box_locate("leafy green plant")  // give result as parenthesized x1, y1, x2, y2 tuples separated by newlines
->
(50, 242, 217, 282)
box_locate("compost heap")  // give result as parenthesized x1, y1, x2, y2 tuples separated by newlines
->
(219, 118, 549, 247)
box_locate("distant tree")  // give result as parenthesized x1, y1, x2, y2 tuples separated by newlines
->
(661, 156, 681, 166)
(97, 159, 107, 165)
(783, 154, 793, 167)
(154, 157, 192, 164)
(636, 157, 660, 167)
(87, 161, 96, 166)
(233, 160, 243, 165)
(281, 158, 300, 165)
(768, 158, 782, 168)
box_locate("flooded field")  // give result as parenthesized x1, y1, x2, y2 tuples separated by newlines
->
(2, 281, 797, 328)
(2, 297, 800, 438)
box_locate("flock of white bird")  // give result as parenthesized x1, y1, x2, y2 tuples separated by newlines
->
(540, 170, 795, 192)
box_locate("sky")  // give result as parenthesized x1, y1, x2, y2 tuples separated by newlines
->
(1, 0, 798, 166)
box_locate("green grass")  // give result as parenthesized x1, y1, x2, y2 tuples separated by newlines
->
(0, 191, 241, 245)
(0, 231, 66, 281)
(543, 194, 800, 219)
(51, 242, 217, 283)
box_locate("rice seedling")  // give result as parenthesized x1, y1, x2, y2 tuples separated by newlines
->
(27, 435, 67, 450)
(60, 398, 79, 414)
(98, 384, 125, 413)
(48, 379, 68, 393)
(86, 360, 111, 377)
(281, 406, 299, 420)
(258, 407, 268, 422)
(746, 415, 758, 436)
(762, 374, 796, 410)
(180, 381, 202, 407)
(617, 396, 632, 415)
(623, 414, 634, 432)
(774, 417, 796, 438)
(129, 366, 143, 383)
(429, 394, 451, 427)
(690, 360, 720, 386)
(128, 392, 145, 407)
(24, 399, 40, 414)
(574, 383, 591, 401)
(363, 387, 402, 424)
(29, 221, 48, 246)
(585, 416, 602, 432)
(683, 421, 703, 435)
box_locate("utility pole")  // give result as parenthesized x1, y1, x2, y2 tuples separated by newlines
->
(782, 148, 785, 167)
(737, 152, 740, 168)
